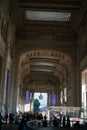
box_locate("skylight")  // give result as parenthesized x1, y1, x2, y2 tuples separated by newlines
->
(26, 11, 71, 22)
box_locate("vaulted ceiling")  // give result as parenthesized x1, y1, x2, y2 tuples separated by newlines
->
(11, 0, 87, 92)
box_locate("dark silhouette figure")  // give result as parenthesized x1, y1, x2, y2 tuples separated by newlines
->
(53, 119, 58, 127)
(73, 121, 80, 128)
(43, 120, 47, 127)
(66, 116, 70, 127)
(59, 114, 62, 127)
(43, 114, 47, 120)
(18, 116, 27, 130)
(0, 112, 3, 130)
(63, 116, 66, 127)
(43, 115, 47, 127)
(5, 112, 8, 124)
(34, 99, 40, 112)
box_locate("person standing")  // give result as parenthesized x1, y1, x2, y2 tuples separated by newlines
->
(63, 116, 66, 127)
(0, 112, 2, 130)
(66, 116, 70, 127)
(5, 112, 8, 124)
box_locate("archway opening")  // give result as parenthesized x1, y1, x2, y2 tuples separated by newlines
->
(81, 69, 87, 117)
(34, 92, 48, 112)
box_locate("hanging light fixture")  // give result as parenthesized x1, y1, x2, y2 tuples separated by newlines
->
(39, 93, 43, 100)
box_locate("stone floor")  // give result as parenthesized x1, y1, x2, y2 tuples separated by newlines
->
(1, 124, 84, 130)
(1, 124, 19, 130)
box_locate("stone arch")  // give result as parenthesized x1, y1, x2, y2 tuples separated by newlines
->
(18, 50, 72, 95)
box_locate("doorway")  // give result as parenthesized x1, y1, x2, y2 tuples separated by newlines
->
(34, 92, 48, 112)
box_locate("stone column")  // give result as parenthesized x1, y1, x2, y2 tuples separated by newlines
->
(8, 56, 16, 113)
(4, 44, 11, 113)
(0, 55, 6, 116)
(0, 43, 10, 115)
(30, 91, 34, 112)
(0, 30, 5, 114)
(30, 91, 32, 104)
(0, 57, 3, 112)
(56, 86, 59, 106)
(48, 92, 51, 107)
(30, 91, 32, 111)
(71, 62, 81, 107)
(11, 59, 19, 114)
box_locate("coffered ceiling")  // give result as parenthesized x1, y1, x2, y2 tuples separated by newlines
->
(11, 0, 87, 41)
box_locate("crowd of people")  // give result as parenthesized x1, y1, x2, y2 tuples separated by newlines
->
(0, 112, 14, 130)
(16, 112, 81, 129)
(0, 111, 81, 130)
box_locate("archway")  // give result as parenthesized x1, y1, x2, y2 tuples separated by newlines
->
(17, 50, 72, 112)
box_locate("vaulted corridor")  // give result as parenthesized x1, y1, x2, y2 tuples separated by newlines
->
(0, 0, 87, 121)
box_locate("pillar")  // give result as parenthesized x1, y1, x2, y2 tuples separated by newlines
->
(30, 91, 34, 112)
(48, 92, 51, 107)
(0, 57, 3, 112)
(0, 42, 11, 115)
(56, 86, 59, 106)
